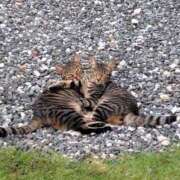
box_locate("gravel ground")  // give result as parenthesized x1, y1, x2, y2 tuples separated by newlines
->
(0, 0, 180, 159)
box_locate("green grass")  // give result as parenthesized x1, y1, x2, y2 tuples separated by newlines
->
(0, 147, 180, 180)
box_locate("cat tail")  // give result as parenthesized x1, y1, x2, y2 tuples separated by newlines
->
(0, 118, 43, 137)
(124, 113, 179, 127)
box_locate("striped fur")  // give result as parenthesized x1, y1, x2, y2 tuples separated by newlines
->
(91, 82, 177, 127)
(123, 113, 177, 127)
(0, 54, 110, 137)
(79, 57, 178, 127)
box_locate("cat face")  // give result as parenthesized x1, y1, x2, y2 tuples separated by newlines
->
(55, 53, 82, 80)
(55, 54, 118, 84)
(88, 56, 118, 85)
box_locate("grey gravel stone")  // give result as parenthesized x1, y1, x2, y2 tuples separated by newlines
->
(0, 0, 180, 159)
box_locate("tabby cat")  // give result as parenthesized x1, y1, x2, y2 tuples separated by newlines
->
(56, 55, 178, 127)
(89, 57, 178, 127)
(0, 55, 110, 137)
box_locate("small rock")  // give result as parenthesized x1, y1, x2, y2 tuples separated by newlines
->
(137, 127, 145, 135)
(130, 91, 138, 98)
(161, 140, 170, 146)
(33, 70, 41, 77)
(50, 67, 56, 71)
(163, 71, 171, 77)
(17, 123, 26, 127)
(112, 71, 118, 77)
(25, 82, 32, 87)
(40, 64, 48, 72)
(132, 8, 142, 16)
(169, 63, 177, 69)
(126, 47, 131, 51)
(20, 112, 26, 119)
(117, 60, 127, 69)
(94, 0, 102, 5)
(171, 107, 180, 114)
(98, 41, 106, 50)
(0, 24, 6, 28)
(173, 59, 179, 65)
(159, 93, 170, 101)
(15, 0, 23, 7)
(17, 86, 24, 94)
(128, 126, 136, 131)
(154, 84, 160, 91)
(131, 18, 139, 24)
(175, 68, 180, 74)
(166, 85, 173, 92)
(145, 24, 153, 31)
(141, 74, 148, 79)
(101, 153, 107, 159)
(65, 130, 81, 136)
(0, 63, 4, 68)
(0, 87, 4, 93)
(106, 142, 112, 147)
(0, 16, 3, 22)
(65, 48, 71, 54)
(157, 135, 170, 146)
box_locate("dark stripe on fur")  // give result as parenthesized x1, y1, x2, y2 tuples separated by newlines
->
(10, 127, 17, 135)
(0, 127, 7, 137)
(165, 116, 176, 124)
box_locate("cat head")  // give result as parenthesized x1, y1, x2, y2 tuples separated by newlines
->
(88, 56, 118, 84)
(55, 53, 82, 80)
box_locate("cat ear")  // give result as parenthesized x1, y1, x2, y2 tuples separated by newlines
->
(73, 53, 80, 63)
(107, 59, 119, 71)
(89, 56, 97, 68)
(55, 65, 64, 75)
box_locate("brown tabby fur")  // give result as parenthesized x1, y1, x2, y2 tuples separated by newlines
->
(0, 54, 110, 137)
(56, 55, 178, 128)
(0, 54, 178, 137)
(89, 58, 177, 127)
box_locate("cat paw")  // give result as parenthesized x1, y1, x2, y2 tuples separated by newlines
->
(48, 83, 64, 92)
(79, 121, 112, 134)
(48, 80, 72, 92)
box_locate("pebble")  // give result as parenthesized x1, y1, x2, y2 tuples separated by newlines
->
(175, 68, 180, 73)
(128, 127, 136, 132)
(137, 127, 145, 135)
(166, 85, 173, 92)
(112, 71, 118, 77)
(169, 63, 177, 69)
(40, 64, 48, 72)
(159, 94, 170, 101)
(98, 41, 106, 50)
(131, 18, 139, 24)
(171, 107, 180, 114)
(0, 0, 179, 160)
(130, 91, 138, 98)
(163, 71, 171, 77)
(132, 8, 142, 16)
(117, 60, 127, 69)
(0, 63, 4, 68)
(33, 70, 41, 77)
(17, 86, 24, 94)
(157, 135, 170, 146)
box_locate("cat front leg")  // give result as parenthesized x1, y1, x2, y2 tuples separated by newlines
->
(79, 97, 97, 111)
(48, 80, 81, 92)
